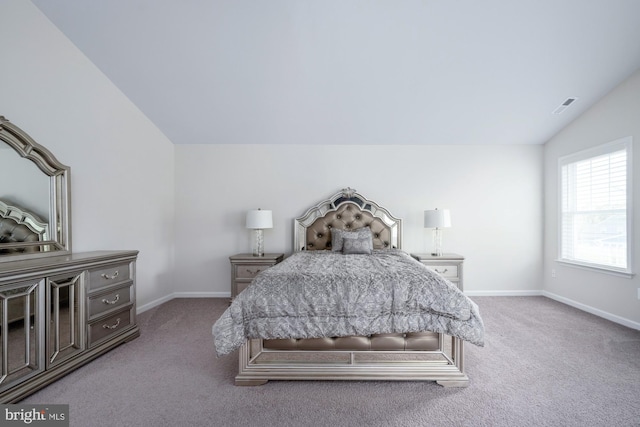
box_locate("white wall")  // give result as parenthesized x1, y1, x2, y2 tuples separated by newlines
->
(543, 69, 640, 326)
(1, 1, 546, 313)
(175, 144, 543, 297)
(0, 1, 176, 308)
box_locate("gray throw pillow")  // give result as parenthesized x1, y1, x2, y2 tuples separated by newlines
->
(342, 234, 373, 255)
(331, 227, 372, 252)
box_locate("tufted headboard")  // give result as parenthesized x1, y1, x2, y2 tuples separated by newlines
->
(294, 188, 402, 252)
(0, 200, 49, 253)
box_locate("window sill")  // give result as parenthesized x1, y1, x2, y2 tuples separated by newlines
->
(556, 259, 635, 278)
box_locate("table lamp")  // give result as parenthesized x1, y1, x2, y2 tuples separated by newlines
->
(423, 208, 451, 256)
(246, 209, 273, 257)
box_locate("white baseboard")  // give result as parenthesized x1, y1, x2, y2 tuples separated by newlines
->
(464, 290, 543, 297)
(542, 291, 640, 331)
(137, 291, 230, 314)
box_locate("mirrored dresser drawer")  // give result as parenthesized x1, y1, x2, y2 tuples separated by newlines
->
(88, 283, 134, 320)
(424, 264, 459, 279)
(87, 305, 135, 348)
(88, 262, 132, 291)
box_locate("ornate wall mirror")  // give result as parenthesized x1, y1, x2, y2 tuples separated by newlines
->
(0, 116, 71, 262)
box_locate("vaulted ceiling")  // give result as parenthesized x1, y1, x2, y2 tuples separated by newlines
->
(32, 0, 640, 145)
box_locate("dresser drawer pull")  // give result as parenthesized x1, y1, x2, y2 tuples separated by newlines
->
(245, 268, 261, 275)
(101, 271, 119, 280)
(101, 294, 120, 305)
(102, 318, 121, 330)
(434, 268, 448, 274)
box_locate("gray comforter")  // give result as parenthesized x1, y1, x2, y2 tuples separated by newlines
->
(212, 250, 484, 356)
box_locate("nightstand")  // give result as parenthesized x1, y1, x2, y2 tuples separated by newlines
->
(229, 253, 284, 299)
(410, 253, 464, 291)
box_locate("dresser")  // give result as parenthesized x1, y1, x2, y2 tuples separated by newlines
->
(229, 253, 284, 299)
(410, 253, 464, 291)
(0, 250, 139, 403)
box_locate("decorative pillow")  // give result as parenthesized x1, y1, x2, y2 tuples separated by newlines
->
(342, 234, 373, 255)
(330, 229, 344, 251)
(331, 227, 372, 252)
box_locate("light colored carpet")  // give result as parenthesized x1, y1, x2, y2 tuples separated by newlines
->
(23, 297, 640, 427)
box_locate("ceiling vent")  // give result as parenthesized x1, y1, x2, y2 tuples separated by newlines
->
(552, 97, 578, 114)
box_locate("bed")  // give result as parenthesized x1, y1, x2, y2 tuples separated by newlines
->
(0, 199, 49, 254)
(212, 188, 484, 387)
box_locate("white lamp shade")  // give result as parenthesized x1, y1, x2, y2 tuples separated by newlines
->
(246, 209, 273, 229)
(424, 209, 451, 229)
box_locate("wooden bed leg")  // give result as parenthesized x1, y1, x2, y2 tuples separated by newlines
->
(436, 380, 469, 388)
(235, 378, 268, 386)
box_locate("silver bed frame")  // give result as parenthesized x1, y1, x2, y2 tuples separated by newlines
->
(0, 200, 50, 246)
(235, 188, 469, 387)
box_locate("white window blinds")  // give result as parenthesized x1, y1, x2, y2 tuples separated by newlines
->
(559, 137, 632, 274)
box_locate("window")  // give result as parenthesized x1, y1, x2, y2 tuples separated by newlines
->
(558, 137, 633, 276)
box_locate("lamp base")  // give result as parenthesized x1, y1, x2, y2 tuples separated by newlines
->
(252, 229, 265, 257)
(431, 228, 443, 257)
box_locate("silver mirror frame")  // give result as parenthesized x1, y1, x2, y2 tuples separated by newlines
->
(294, 187, 402, 252)
(0, 116, 71, 262)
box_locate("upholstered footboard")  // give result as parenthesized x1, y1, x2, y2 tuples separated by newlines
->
(235, 332, 468, 387)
